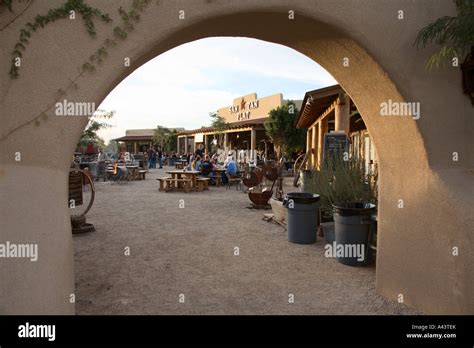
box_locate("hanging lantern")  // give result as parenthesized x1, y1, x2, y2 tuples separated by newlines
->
(460, 47, 474, 105)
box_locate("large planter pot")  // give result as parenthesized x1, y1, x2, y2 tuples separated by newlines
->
(333, 202, 376, 266)
(269, 198, 287, 225)
(283, 192, 320, 244)
(368, 213, 377, 265)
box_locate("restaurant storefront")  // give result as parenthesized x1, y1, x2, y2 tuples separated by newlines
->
(177, 92, 299, 161)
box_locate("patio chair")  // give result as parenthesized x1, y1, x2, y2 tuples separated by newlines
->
(225, 172, 242, 190)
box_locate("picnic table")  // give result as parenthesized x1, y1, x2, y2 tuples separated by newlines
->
(166, 170, 201, 190)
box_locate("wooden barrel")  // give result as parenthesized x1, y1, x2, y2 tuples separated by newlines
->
(68, 170, 83, 206)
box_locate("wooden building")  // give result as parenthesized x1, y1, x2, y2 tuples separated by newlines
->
(295, 84, 377, 174)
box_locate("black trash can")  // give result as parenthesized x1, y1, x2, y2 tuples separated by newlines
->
(333, 203, 376, 266)
(283, 192, 320, 244)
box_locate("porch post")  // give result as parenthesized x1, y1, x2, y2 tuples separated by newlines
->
(317, 118, 328, 169)
(335, 93, 351, 132)
(306, 127, 312, 168)
(250, 128, 256, 160)
(311, 125, 318, 169)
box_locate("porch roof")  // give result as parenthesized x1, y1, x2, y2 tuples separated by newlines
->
(295, 84, 343, 128)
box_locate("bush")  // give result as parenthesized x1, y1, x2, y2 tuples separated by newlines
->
(304, 154, 377, 220)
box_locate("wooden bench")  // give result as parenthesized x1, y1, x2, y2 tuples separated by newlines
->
(156, 177, 171, 191)
(168, 178, 192, 192)
(196, 177, 211, 191)
(157, 177, 192, 192)
(138, 170, 147, 180)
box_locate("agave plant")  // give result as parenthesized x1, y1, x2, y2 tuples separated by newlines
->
(415, 0, 474, 69)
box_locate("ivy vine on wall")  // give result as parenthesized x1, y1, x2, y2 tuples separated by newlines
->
(82, 0, 149, 74)
(8, 0, 112, 78)
(0, 0, 152, 141)
(5, 0, 152, 79)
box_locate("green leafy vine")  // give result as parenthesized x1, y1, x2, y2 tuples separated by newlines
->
(9, 0, 112, 79)
(82, 0, 150, 73)
(0, 0, 152, 142)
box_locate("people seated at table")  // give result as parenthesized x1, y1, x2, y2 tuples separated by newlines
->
(200, 155, 213, 176)
(111, 162, 127, 181)
(118, 152, 126, 163)
(193, 155, 202, 171)
(222, 152, 238, 184)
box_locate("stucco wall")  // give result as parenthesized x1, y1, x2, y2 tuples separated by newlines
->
(0, 0, 472, 314)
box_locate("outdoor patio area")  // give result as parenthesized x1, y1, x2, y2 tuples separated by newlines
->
(74, 168, 418, 315)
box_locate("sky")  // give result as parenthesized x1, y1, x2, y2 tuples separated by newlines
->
(97, 37, 337, 144)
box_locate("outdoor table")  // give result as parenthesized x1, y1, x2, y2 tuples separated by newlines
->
(166, 170, 201, 190)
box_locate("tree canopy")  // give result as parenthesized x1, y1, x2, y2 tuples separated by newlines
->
(264, 101, 305, 158)
(78, 109, 114, 150)
(209, 111, 229, 149)
(153, 126, 178, 152)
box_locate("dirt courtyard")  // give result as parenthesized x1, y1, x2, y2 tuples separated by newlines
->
(73, 167, 418, 315)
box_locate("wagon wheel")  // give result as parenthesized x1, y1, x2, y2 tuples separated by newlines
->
(69, 168, 95, 217)
(242, 171, 261, 188)
(264, 166, 278, 181)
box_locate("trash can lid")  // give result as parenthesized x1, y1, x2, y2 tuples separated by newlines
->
(286, 192, 320, 204)
(333, 202, 376, 216)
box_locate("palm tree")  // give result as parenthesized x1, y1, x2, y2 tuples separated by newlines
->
(415, 0, 474, 69)
(153, 126, 168, 150)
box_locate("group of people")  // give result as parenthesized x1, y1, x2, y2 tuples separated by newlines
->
(187, 152, 239, 185)
(146, 147, 164, 169)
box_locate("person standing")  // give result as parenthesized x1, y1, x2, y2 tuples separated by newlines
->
(147, 147, 154, 169)
(157, 147, 163, 169)
(97, 148, 106, 182)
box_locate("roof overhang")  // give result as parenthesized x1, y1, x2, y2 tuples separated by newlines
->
(177, 118, 268, 136)
(295, 84, 343, 128)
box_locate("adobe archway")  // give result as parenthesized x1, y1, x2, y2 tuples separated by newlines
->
(0, 0, 472, 314)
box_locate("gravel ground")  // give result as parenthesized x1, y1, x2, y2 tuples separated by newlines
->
(74, 167, 419, 315)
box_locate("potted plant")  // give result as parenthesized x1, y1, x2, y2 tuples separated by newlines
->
(328, 155, 377, 266)
(304, 154, 377, 265)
